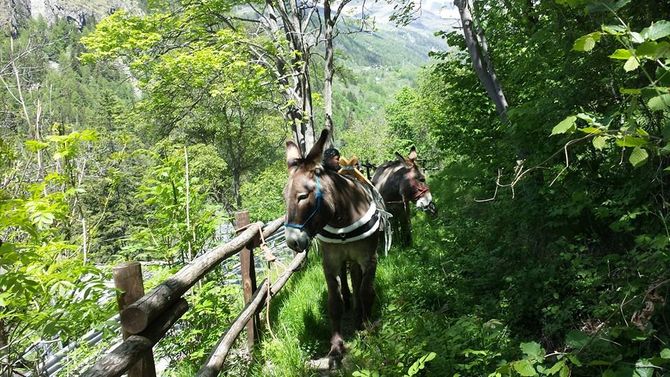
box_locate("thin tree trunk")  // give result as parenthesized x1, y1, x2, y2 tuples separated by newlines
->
(455, 0, 509, 122)
(232, 167, 242, 209)
(8, 38, 46, 178)
(324, 0, 335, 145)
(323, 0, 351, 147)
(0, 319, 8, 377)
(184, 147, 193, 261)
(261, 0, 316, 153)
(82, 217, 88, 263)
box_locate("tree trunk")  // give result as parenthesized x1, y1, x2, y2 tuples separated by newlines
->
(455, 0, 509, 122)
(184, 147, 193, 261)
(322, 0, 351, 148)
(0, 319, 8, 376)
(263, 0, 316, 153)
(232, 166, 242, 210)
(324, 0, 336, 146)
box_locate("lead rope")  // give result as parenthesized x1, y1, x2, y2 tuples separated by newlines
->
(257, 224, 279, 340)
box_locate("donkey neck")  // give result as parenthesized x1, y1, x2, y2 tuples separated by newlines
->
(321, 172, 373, 229)
(372, 162, 407, 202)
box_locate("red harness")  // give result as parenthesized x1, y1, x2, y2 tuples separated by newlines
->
(413, 185, 430, 200)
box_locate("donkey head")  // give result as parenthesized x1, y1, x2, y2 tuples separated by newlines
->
(284, 130, 333, 252)
(395, 147, 437, 216)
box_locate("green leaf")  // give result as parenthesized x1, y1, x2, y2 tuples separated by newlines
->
(616, 136, 647, 147)
(579, 127, 602, 134)
(656, 41, 670, 58)
(593, 136, 608, 150)
(609, 49, 632, 60)
(661, 349, 670, 359)
(559, 364, 570, 377)
(630, 32, 645, 43)
(602, 24, 627, 35)
(636, 128, 649, 137)
(545, 360, 565, 375)
(573, 32, 602, 51)
(567, 354, 583, 367)
(25, 140, 49, 152)
(513, 360, 538, 376)
(521, 342, 545, 360)
(620, 88, 642, 95)
(31, 211, 55, 230)
(576, 113, 598, 124)
(636, 41, 658, 57)
(641, 20, 670, 41)
(624, 56, 640, 71)
(629, 147, 649, 168)
(552, 116, 577, 135)
(633, 359, 654, 377)
(647, 94, 670, 111)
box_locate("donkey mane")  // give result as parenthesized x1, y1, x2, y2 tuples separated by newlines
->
(377, 159, 404, 171)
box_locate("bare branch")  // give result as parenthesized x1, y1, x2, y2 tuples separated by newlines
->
(475, 134, 594, 202)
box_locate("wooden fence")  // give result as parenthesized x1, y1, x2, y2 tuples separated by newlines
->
(81, 212, 306, 377)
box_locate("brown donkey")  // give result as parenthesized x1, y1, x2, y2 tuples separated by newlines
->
(284, 130, 380, 357)
(372, 147, 436, 247)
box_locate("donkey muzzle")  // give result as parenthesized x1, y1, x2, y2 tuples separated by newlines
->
(423, 202, 438, 217)
(285, 227, 312, 252)
(416, 192, 437, 217)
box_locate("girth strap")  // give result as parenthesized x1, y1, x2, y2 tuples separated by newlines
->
(316, 202, 380, 244)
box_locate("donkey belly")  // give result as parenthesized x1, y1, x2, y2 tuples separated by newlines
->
(319, 236, 378, 275)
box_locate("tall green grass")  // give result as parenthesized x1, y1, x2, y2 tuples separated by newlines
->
(249, 248, 331, 376)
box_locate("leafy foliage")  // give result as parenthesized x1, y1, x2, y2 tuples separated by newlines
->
(379, 0, 670, 376)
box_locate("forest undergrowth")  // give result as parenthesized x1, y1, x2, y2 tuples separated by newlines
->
(248, 169, 670, 377)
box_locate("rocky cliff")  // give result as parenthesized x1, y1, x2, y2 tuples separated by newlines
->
(1, 0, 144, 36)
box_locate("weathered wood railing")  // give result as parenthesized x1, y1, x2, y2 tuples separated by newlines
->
(82, 213, 306, 377)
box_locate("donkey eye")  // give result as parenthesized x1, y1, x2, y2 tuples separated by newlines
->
(297, 192, 309, 201)
(418, 177, 426, 182)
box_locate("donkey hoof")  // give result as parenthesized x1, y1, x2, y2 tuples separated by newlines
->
(328, 335, 345, 359)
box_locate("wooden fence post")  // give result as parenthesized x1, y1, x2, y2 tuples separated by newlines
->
(113, 262, 157, 377)
(234, 211, 258, 352)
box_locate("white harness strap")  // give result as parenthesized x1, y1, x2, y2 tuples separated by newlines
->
(316, 216, 381, 244)
(323, 202, 377, 234)
(317, 202, 380, 244)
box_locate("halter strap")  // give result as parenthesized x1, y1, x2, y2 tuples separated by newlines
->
(413, 185, 430, 200)
(285, 175, 323, 232)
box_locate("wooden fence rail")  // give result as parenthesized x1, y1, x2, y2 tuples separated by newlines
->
(82, 214, 293, 377)
(198, 251, 308, 377)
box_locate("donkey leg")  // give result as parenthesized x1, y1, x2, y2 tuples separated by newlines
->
(340, 263, 352, 311)
(323, 266, 345, 357)
(350, 263, 364, 329)
(400, 204, 412, 247)
(359, 254, 378, 324)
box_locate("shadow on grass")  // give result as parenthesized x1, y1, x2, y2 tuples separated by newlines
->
(298, 289, 330, 354)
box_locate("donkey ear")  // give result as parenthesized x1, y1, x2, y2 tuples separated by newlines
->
(305, 129, 329, 164)
(408, 146, 417, 162)
(395, 151, 410, 168)
(286, 140, 302, 168)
